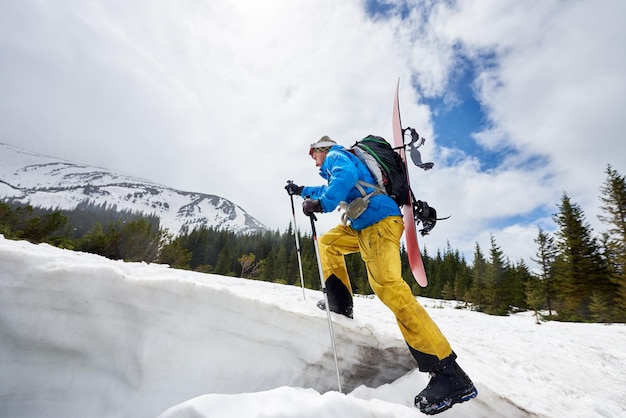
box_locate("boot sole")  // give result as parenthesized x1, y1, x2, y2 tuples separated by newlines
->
(416, 386, 478, 415)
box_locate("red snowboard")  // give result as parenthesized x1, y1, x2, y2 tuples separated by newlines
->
(392, 81, 428, 287)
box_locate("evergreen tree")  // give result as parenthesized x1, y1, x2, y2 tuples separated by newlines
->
(598, 164, 626, 320)
(0, 202, 17, 237)
(0, 202, 67, 242)
(432, 243, 467, 301)
(525, 275, 546, 324)
(442, 244, 458, 299)
(532, 228, 558, 315)
(115, 219, 162, 262)
(589, 291, 612, 322)
(272, 242, 289, 284)
(469, 243, 489, 310)
(215, 245, 233, 276)
(508, 259, 531, 311)
(157, 234, 192, 269)
(20, 211, 68, 243)
(552, 193, 610, 320)
(286, 248, 300, 286)
(263, 247, 278, 282)
(453, 252, 472, 303)
(426, 249, 444, 298)
(441, 281, 455, 300)
(485, 235, 507, 315)
(285, 222, 301, 286)
(73, 218, 162, 262)
(75, 222, 108, 256)
(179, 227, 210, 269)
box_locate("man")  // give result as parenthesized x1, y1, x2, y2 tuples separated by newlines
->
(285, 136, 477, 415)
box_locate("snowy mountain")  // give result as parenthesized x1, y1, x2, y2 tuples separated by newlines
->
(0, 142, 266, 235)
(1, 235, 625, 418)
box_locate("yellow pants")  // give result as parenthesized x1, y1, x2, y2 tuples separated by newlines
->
(319, 216, 454, 371)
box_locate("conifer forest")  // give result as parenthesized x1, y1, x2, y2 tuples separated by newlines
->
(2, 165, 624, 323)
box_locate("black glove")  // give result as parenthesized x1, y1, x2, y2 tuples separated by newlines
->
(285, 181, 304, 196)
(302, 199, 323, 216)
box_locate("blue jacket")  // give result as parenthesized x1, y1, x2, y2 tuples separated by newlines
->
(301, 145, 402, 231)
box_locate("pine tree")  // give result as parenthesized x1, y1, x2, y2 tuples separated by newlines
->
(215, 246, 233, 276)
(508, 259, 531, 311)
(427, 249, 445, 298)
(525, 275, 546, 324)
(453, 252, 472, 303)
(115, 219, 162, 262)
(469, 243, 489, 310)
(273, 243, 288, 284)
(285, 222, 301, 286)
(552, 193, 609, 320)
(76, 222, 108, 256)
(157, 234, 192, 269)
(532, 228, 558, 315)
(485, 235, 508, 315)
(598, 164, 626, 320)
(589, 291, 612, 322)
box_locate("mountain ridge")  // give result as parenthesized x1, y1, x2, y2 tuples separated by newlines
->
(0, 142, 267, 235)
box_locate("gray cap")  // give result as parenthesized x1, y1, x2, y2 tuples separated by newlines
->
(309, 135, 336, 155)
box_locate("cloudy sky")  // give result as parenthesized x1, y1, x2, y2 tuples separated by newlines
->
(1, 0, 624, 268)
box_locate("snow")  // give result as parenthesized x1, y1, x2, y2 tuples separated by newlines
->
(1, 235, 625, 418)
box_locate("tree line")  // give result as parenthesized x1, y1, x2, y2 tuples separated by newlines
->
(0, 200, 163, 262)
(1, 165, 624, 323)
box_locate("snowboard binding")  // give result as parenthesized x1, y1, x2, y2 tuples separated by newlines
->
(412, 198, 450, 236)
(403, 127, 434, 171)
(401, 127, 450, 236)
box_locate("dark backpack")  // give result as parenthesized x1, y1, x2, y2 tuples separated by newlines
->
(350, 135, 410, 207)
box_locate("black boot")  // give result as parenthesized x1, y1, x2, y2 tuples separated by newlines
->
(414, 361, 477, 415)
(316, 299, 353, 318)
(316, 274, 353, 318)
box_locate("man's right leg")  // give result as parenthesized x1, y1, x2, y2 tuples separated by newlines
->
(317, 224, 359, 317)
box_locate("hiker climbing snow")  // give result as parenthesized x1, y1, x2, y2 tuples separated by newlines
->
(285, 136, 477, 415)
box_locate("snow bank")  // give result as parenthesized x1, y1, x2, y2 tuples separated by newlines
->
(1, 235, 625, 418)
(0, 236, 413, 417)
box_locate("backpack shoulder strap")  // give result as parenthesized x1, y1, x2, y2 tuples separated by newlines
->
(355, 180, 383, 198)
(351, 145, 387, 191)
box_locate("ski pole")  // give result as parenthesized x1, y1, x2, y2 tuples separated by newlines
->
(287, 185, 307, 300)
(308, 213, 342, 393)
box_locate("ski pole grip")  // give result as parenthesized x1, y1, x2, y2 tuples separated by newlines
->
(308, 213, 318, 237)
